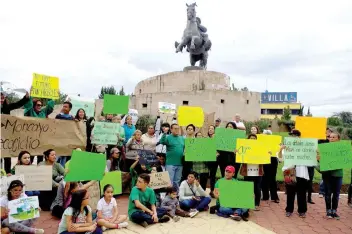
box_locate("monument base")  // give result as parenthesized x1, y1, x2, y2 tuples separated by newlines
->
(183, 66, 205, 72)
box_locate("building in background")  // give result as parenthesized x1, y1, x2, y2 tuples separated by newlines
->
(260, 91, 301, 120)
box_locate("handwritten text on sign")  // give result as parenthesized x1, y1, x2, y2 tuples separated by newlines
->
(137, 150, 158, 165)
(235, 139, 271, 164)
(92, 122, 120, 145)
(283, 138, 318, 166)
(149, 172, 172, 189)
(31, 73, 60, 100)
(318, 141, 352, 171)
(15, 165, 52, 191)
(1, 115, 85, 157)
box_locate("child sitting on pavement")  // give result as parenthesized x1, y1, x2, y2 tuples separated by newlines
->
(160, 187, 190, 222)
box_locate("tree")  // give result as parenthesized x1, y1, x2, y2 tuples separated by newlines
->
(5, 92, 21, 103)
(327, 117, 343, 126)
(54, 92, 68, 105)
(333, 111, 352, 125)
(298, 105, 304, 116)
(241, 87, 249, 91)
(231, 83, 239, 91)
(306, 107, 312, 117)
(281, 105, 291, 121)
(98, 86, 117, 99)
(119, 86, 125, 96)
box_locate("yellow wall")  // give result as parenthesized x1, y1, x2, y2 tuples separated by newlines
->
(261, 114, 299, 120)
(260, 103, 301, 109)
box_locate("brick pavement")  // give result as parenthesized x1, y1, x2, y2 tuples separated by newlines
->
(34, 193, 352, 234)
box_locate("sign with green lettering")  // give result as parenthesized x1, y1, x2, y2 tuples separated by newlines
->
(215, 128, 246, 152)
(185, 138, 216, 161)
(283, 137, 318, 166)
(318, 141, 352, 171)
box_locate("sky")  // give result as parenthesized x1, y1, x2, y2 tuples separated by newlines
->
(1, 0, 352, 117)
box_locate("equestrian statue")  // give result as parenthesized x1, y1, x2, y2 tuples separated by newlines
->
(175, 2, 212, 69)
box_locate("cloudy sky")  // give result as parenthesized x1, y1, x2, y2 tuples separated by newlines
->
(1, 0, 351, 117)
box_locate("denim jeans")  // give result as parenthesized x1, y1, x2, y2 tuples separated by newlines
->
(217, 207, 249, 217)
(57, 156, 70, 167)
(244, 176, 262, 206)
(130, 208, 167, 224)
(25, 191, 40, 197)
(165, 165, 183, 191)
(179, 196, 211, 211)
(319, 180, 325, 195)
(323, 174, 343, 211)
(348, 169, 352, 203)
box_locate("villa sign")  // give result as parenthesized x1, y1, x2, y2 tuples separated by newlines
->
(261, 92, 297, 103)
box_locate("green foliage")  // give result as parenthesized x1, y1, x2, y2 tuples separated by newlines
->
(298, 105, 304, 116)
(333, 111, 352, 125)
(328, 117, 343, 126)
(98, 86, 117, 99)
(346, 128, 352, 140)
(135, 115, 156, 133)
(119, 86, 125, 96)
(5, 92, 21, 103)
(240, 87, 249, 91)
(337, 127, 344, 134)
(306, 107, 312, 117)
(54, 92, 67, 105)
(244, 119, 271, 134)
(281, 105, 291, 121)
(231, 83, 239, 91)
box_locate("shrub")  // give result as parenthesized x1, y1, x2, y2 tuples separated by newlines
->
(327, 117, 343, 126)
(244, 119, 271, 134)
(345, 128, 352, 140)
(135, 115, 156, 133)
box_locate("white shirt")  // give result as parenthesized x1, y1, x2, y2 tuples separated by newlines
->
(97, 197, 117, 218)
(178, 180, 209, 201)
(141, 133, 157, 151)
(0, 194, 27, 208)
(233, 121, 246, 130)
(280, 150, 309, 180)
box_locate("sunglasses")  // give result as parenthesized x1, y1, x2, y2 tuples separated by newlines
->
(36, 104, 42, 107)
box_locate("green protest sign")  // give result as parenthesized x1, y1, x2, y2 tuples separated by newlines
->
(65, 150, 106, 182)
(100, 171, 122, 195)
(318, 141, 352, 171)
(92, 122, 120, 145)
(215, 128, 246, 152)
(70, 99, 95, 117)
(185, 138, 216, 162)
(219, 180, 254, 209)
(103, 94, 129, 115)
(283, 137, 318, 166)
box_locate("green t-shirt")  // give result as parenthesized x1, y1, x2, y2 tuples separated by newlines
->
(215, 177, 235, 206)
(128, 186, 156, 218)
(159, 134, 185, 166)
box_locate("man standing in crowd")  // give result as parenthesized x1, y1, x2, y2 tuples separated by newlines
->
(232, 114, 246, 131)
(263, 125, 273, 135)
(317, 128, 332, 198)
(1, 91, 30, 173)
(215, 118, 221, 128)
(160, 123, 185, 191)
(55, 101, 74, 167)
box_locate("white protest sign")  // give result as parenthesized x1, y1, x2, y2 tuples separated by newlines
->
(121, 109, 139, 125)
(8, 196, 40, 223)
(158, 102, 176, 114)
(149, 172, 172, 189)
(15, 166, 52, 191)
(0, 175, 25, 196)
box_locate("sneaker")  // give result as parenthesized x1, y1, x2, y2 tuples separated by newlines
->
(173, 216, 180, 222)
(241, 215, 249, 222)
(140, 221, 149, 228)
(333, 213, 340, 220)
(299, 213, 306, 218)
(254, 206, 260, 211)
(209, 191, 215, 198)
(230, 214, 242, 221)
(209, 206, 217, 214)
(189, 210, 199, 218)
(101, 226, 107, 231)
(272, 199, 280, 203)
(34, 229, 45, 234)
(203, 206, 209, 212)
(159, 215, 170, 223)
(327, 212, 333, 219)
(285, 212, 292, 217)
(118, 222, 129, 229)
(319, 194, 324, 198)
(308, 200, 315, 204)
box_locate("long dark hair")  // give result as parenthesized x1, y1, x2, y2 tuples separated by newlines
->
(69, 190, 89, 223)
(7, 180, 24, 201)
(18, 151, 31, 165)
(226, 122, 238, 129)
(161, 122, 171, 135)
(75, 108, 87, 121)
(208, 125, 216, 137)
(108, 148, 120, 171)
(43, 149, 54, 161)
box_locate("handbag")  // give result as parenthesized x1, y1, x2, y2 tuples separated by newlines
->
(283, 168, 296, 185)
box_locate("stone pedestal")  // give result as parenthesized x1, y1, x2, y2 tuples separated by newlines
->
(183, 66, 204, 71)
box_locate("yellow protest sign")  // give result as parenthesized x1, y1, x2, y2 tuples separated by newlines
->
(177, 106, 204, 127)
(295, 117, 327, 139)
(31, 73, 60, 100)
(256, 134, 282, 156)
(235, 139, 271, 164)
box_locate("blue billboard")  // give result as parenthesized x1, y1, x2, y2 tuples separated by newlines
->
(261, 92, 297, 103)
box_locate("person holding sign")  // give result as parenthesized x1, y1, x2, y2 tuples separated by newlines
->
(192, 132, 210, 191)
(178, 171, 211, 217)
(214, 166, 249, 221)
(181, 124, 196, 182)
(278, 129, 310, 218)
(128, 174, 170, 227)
(57, 190, 102, 234)
(0, 180, 44, 234)
(125, 130, 144, 171)
(316, 132, 344, 219)
(130, 156, 151, 186)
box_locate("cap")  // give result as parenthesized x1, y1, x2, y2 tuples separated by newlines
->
(225, 166, 235, 173)
(289, 129, 301, 137)
(216, 118, 221, 122)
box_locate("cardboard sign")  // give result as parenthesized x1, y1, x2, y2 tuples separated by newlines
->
(100, 171, 122, 195)
(283, 137, 318, 166)
(318, 141, 352, 171)
(219, 180, 254, 209)
(215, 128, 247, 152)
(149, 172, 172, 189)
(8, 196, 40, 223)
(92, 122, 120, 145)
(295, 117, 327, 139)
(0, 175, 25, 196)
(31, 73, 60, 100)
(177, 106, 204, 127)
(103, 94, 129, 115)
(185, 138, 217, 162)
(15, 166, 52, 191)
(137, 150, 158, 165)
(87, 182, 100, 210)
(1, 115, 86, 157)
(158, 102, 176, 114)
(65, 150, 106, 182)
(235, 139, 271, 164)
(256, 134, 282, 156)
